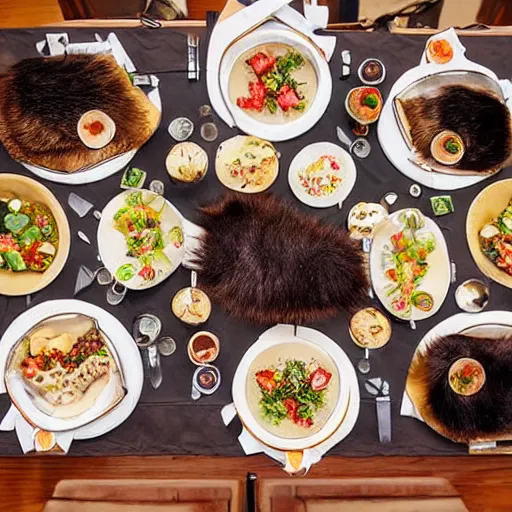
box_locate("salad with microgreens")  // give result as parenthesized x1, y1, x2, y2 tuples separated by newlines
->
(113, 192, 183, 283)
(237, 50, 308, 114)
(256, 359, 332, 428)
(382, 211, 436, 316)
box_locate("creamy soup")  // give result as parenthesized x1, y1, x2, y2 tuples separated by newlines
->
(229, 43, 318, 125)
(246, 342, 339, 439)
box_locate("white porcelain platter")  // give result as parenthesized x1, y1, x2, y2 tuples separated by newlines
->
(21, 87, 162, 185)
(232, 325, 354, 451)
(0, 299, 143, 439)
(288, 142, 356, 208)
(97, 189, 185, 291)
(377, 29, 509, 191)
(369, 209, 451, 322)
(219, 23, 332, 142)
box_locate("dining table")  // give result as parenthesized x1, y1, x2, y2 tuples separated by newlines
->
(0, 22, 511, 459)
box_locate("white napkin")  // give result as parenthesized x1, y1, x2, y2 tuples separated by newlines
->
(0, 405, 75, 454)
(182, 218, 205, 270)
(400, 390, 424, 422)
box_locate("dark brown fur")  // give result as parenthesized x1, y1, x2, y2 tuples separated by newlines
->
(0, 54, 160, 172)
(193, 193, 369, 325)
(401, 85, 512, 172)
(422, 334, 512, 441)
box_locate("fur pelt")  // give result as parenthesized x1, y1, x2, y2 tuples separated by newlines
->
(0, 54, 160, 172)
(193, 193, 369, 325)
(415, 334, 512, 441)
(400, 85, 512, 172)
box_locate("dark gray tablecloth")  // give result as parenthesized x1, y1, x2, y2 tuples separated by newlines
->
(0, 27, 511, 456)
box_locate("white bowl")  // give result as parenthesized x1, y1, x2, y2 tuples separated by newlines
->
(219, 25, 332, 142)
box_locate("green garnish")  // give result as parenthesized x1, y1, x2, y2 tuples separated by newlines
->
(430, 195, 454, 217)
(444, 138, 461, 154)
(116, 263, 135, 281)
(121, 167, 146, 189)
(363, 93, 379, 109)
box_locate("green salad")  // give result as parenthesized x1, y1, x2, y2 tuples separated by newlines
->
(255, 359, 332, 429)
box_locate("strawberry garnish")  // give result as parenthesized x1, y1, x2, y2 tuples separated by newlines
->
(236, 80, 267, 111)
(256, 370, 277, 393)
(310, 367, 332, 391)
(277, 85, 300, 112)
(247, 52, 277, 76)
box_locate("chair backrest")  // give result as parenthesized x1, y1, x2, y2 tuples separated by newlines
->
(258, 477, 469, 512)
(44, 478, 242, 512)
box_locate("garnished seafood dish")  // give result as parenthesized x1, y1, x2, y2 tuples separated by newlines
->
(426, 39, 454, 64)
(215, 135, 279, 193)
(381, 210, 436, 317)
(349, 307, 391, 349)
(345, 86, 383, 125)
(430, 130, 464, 166)
(229, 44, 317, 124)
(0, 196, 58, 273)
(5, 314, 125, 421)
(479, 198, 512, 276)
(448, 357, 486, 396)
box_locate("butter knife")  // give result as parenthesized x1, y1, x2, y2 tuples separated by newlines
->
(365, 378, 392, 444)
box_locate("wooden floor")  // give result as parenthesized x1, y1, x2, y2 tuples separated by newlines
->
(2, 454, 512, 511)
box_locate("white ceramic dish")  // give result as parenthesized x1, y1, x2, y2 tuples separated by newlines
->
(21, 87, 162, 185)
(218, 23, 332, 142)
(232, 328, 351, 452)
(0, 299, 143, 439)
(369, 209, 451, 322)
(377, 29, 509, 191)
(97, 190, 185, 291)
(288, 142, 356, 208)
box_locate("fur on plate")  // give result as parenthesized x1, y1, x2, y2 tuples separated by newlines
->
(399, 85, 512, 173)
(192, 193, 369, 325)
(407, 334, 512, 443)
(0, 54, 160, 172)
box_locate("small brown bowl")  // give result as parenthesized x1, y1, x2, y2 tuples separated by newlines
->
(448, 357, 486, 396)
(187, 331, 220, 365)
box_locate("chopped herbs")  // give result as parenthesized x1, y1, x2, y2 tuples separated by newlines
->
(121, 167, 147, 190)
(430, 195, 454, 216)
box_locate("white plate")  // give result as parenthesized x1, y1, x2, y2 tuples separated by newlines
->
(21, 88, 162, 185)
(370, 209, 451, 322)
(97, 190, 185, 291)
(0, 299, 142, 440)
(377, 31, 505, 191)
(232, 325, 353, 452)
(288, 142, 356, 208)
(219, 23, 332, 142)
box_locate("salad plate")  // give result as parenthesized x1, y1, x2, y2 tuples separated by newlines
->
(466, 178, 512, 289)
(97, 190, 186, 290)
(218, 23, 332, 141)
(370, 209, 450, 322)
(0, 299, 143, 440)
(288, 142, 356, 208)
(0, 174, 70, 296)
(232, 326, 352, 452)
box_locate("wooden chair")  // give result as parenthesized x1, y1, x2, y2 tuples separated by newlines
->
(44, 479, 243, 512)
(257, 477, 469, 512)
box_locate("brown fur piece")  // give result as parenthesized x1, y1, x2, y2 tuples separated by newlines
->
(408, 334, 512, 443)
(400, 85, 512, 173)
(0, 54, 160, 172)
(192, 193, 369, 325)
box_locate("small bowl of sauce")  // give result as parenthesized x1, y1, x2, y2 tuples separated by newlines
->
(448, 357, 486, 396)
(358, 58, 386, 85)
(188, 331, 220, 365)
(193, 365, 221, 396)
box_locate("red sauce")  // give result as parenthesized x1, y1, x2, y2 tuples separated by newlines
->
(84, 120, 105, 136)
(191, 335, 217, 363)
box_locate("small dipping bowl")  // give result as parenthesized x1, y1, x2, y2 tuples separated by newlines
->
(77, 109, 116, 149)
(345, 86, 383, 126)
(358, 58, 386, 85)
(172, 287, 212, 325)
(430, 130, 464, 166)
(33, 429, 56, 452)
(455, 279, 489, 313)
(349, 307, 392, 349)
(193, 365, 221, 395)
(448, 357, 486, 396)
(188, 331, 220, 365)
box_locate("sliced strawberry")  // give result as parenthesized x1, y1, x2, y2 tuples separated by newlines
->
(294, 416, 313, 428)
(138, 265, 155, 281)
(282, 398, 298, 418)
(256, 370, 277, 393)
(310, 367, 332, 391)
(236, 80, 267, 111)
(247, 52, 276, 76)
(277, 85, 300, 112)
